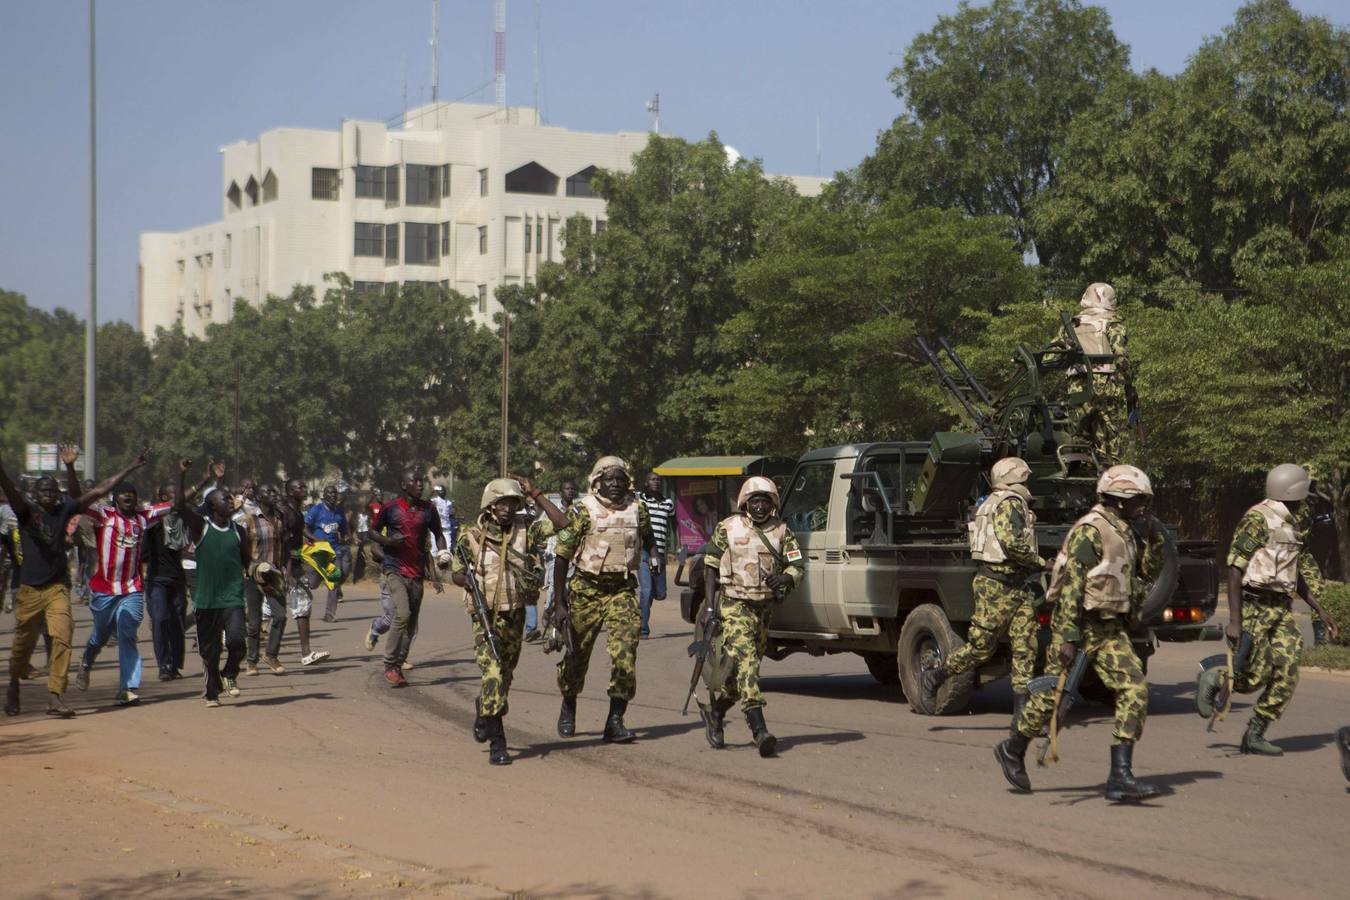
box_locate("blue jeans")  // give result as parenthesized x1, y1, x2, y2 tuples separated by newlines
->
(83, 591, 145, 690)
(637, 550, 666, 636)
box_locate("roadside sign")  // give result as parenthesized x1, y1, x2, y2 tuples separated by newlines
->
(25, 443, 84, 473)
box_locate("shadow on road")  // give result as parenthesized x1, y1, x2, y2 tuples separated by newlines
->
(243, 691, 336, 707)
(763, 673, 898, 702)
(1039, 768, 1223, 804)
(775, 728, 865, 751)
(17, 868, 334, 900)
(512, 718, 705, 761)
(0, 729, 72, 755)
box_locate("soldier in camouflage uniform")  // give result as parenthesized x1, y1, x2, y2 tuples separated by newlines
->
(451, 476, 567, 765)
(1066, 282, 1137, 465)
(923, 457, 1048, 715)
(551, 456, 656, 744)
(697, 476, 804, 757)
(995, 465, 1164, 801)
(1195, 464, 1339, 756)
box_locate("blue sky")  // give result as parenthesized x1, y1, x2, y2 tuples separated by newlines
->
(1, 1, 1345, 325)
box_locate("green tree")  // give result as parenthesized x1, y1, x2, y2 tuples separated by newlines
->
(857, 0, 1129, 263)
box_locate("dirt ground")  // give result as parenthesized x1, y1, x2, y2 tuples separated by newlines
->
(3, 579, 1348, 899)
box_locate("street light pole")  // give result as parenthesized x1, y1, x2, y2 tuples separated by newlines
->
(499, 312, 510, 477)
(85, 0, 98, 477)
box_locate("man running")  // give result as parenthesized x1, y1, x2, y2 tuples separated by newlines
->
(144, 466, 218, 681)
(242, 483, 287, 675)
(280, 478, 330, 666)
(305, 484, 348, 622)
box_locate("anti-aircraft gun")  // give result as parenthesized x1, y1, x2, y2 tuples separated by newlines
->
(749, 327, 1219, 716)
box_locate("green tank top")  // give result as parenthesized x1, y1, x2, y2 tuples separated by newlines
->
(193, 520, 245, 609)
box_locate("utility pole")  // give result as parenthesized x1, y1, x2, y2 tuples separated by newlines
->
(85, 0, 98, 478)
(233, 360, 241, 477)
(431, 0, 440, 102)
(495, 0, 507, 120)
(499, 313, 510, 477)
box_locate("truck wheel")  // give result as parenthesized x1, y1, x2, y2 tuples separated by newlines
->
(862, 652, 901, 686)
(898, 604, 976, 715)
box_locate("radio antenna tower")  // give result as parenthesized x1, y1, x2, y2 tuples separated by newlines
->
(645, 92, 660, 134)
(430, 0, 440, 102)
(494, 0, 507, 119)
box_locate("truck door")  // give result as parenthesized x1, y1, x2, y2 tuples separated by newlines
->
(777, 459, 837, 631)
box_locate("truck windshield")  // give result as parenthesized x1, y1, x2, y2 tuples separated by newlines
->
(782, 462, 833, 532)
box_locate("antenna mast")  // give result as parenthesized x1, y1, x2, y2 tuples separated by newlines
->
(494, 0, 507, 120)
(431, 0, 440, 103)
(532, 0, 540, 123)
(645, 92, 660, 134)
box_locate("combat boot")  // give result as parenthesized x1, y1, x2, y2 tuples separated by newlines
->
(557, 696, 577, 738)
(487, 716, 511, 766)
(745, 708, 777, 757)
(920, 661, 948, 699)
(473, 697, 489, 744)
(1240, 714, 1282, 756)
(699, 696, 733, 749)
(1104, 741, 1160, 802)
(994, 727, 1032, 793)
(1194, 667, 1224, 719)
(603, 697, 637, 744)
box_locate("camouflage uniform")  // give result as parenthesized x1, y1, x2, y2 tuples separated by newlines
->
(452, 514, 550, 717)
(1067, 286, 1134, 465)
(701, 514, 804, 711)
(1227, 507, 1304, 721)
(948, 495, 1042, 693)
(553, 498, 652, 701)
(1017, 505, 1163, 743)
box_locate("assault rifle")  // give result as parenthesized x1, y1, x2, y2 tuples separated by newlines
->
(1027, 648, 1091, 765)
(456, 543, 501, 665)
(683, 589, 722, 715)
(1199, 630, 1253, 732)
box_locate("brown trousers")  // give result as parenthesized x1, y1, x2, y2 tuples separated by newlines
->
(11, 582, 74, 694)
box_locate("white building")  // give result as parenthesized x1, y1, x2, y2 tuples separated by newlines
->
(138, 101, 827, 337)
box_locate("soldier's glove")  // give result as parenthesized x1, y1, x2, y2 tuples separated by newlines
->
(1057, 641, 1079, 668)
(764, 573, 791, 591)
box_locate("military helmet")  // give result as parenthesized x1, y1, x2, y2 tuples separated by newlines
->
(990, 457, 1032, 489)
(587, 455, 631, 487)
(481, 477, 526, 509)
(736, 475, 780, 511)
(1081, 281, 1117, 312)
(1097, 464, 1153, 498)
(1265, 463, 1310, 503)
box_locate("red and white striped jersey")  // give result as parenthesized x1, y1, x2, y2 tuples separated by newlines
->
(88, 502, 172, 595)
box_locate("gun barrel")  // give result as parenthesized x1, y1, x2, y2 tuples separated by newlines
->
(939, 337, 994, 406)
(916, 337, 993, 433)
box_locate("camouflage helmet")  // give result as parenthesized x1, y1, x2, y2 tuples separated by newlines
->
(990, 457, 1032, 490)
(1096, 464, 1153, 499)
(1081, 282, 1117, 312)
(480, 477, 526, 509)
(587, 455, 631, 487)
(736, 475, 781, 512)
(1265, 464, 1310, 503)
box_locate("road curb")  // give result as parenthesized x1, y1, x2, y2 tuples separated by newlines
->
(1300, 665, 1350, 679)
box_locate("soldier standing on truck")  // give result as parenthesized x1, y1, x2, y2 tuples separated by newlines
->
(552, 456, 657, 744)
(1195, 464, 1339, 755)
(697, 477, 804, 757)
(1066, 282, 1137, 465)
(922, 457, 1048, 716)
(995, 465, 1164, 801)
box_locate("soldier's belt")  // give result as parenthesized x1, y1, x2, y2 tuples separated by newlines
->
(976, 565, 1036, 587)
(1241, 588, 1292, 608)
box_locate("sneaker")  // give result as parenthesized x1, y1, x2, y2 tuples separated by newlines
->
(262, 655, 286, 674)
(170, 669, 185, 680)
(114, 689, 140, 707)
(524, 628, 542, 643)
(322, 614, 337, 623)
(364, 631, 377, 652)
(401, 660, 414, 671)
(244, 663, 259, 677)
(638, 631, 651, 640)
(204, 698, 221, 708)
(157, 668, 174, 682)
(300, 650, 331, 667)
(75, 667, 91, 691)
(384, 667, 405, 687)
(223, 678, 241, 697)
(46, 695, 76, 717)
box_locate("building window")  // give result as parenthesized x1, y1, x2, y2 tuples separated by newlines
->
(405, 222, 439, 265)
(524, 222, 532, 254)
(355, 165, 386, 199)
(224, 233, 232, 269)
(262, 169, 278, 202)
(441, 221, 450, 256)
(353, 280, 383, 295)
(478, 168, 488, 197)
(566, 165, 600, 198)
(537, 223, 543, 255)
(477, 284, 487, 313)
(384, 223, 399, 263)
(354, 222, 384, 257)
(478, 225, 487, 255)
(385, 165, 400, 207)
(596, 219, 607, 234)
(505, 162, 559, 195)
(311, 168, 339, 200)
(407, 164, 443, 206)
(438, 279, 449, 290)
(245, 176, 260, 206)
(226, 181, 242, 211)
(440, 164, 451, 198)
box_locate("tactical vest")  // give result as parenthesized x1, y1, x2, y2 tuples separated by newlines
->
(1046, 505, 1134, 616)
(719, 514, 788, 602)
(968, 490, 1038, 566)
(463, 520, 535, 611)
(574, 493, 639, 577)
(1072, 311, 1117, 375)
(1242, 499, 1301, 595)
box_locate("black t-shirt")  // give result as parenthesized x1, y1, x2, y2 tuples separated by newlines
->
(143, 518, 185, 584)
(18, 499, 82, 588)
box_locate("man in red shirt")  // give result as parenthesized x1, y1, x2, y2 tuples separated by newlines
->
(367, 469, 449, 686)
(75, 469, 173, 707)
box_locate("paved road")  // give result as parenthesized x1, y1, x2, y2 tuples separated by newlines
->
(3, 579, 1347, 898)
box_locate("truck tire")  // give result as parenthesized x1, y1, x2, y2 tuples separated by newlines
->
(898, 604, 976, 715)
(861, 652, 901, 686)
(1139, 515, 1180, 624)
